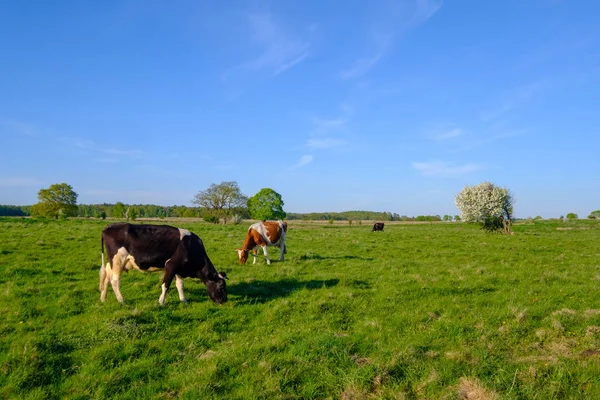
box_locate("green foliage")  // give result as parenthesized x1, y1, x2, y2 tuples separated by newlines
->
(128, 207, 138, 221)
(247, 188, 286, 221)
(567, 212, 578, 220)
(112, 202, 125, 219)
(31, 183, 78, 219)
(587, 210, 600, 219)
(0, 205, 29, 216)
(481, 215, 504, 232)
(203, 214, 220, 224)
(415, 215, 442, 221)
(1, 218, 600, 398)
(192, 181, 248, 223)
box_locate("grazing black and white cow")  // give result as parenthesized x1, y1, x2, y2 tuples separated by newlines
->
(372, 222, 385, 232)
(99, 223, 227, 305)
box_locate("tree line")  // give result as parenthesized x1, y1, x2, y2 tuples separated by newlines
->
(4, 181, 599, 231)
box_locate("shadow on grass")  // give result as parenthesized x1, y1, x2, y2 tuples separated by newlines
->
(299, 254, 374, 261)
(229, 278, 340, 304)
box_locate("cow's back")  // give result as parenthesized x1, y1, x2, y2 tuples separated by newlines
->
(102, 223, 181, 269)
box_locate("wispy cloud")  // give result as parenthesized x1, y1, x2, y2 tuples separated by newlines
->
(480, 80, 544, 121)
(434, 128, 463, 140)
(305, 103, 355, 150)
(307, 137, 349, 149)
(0, 176, 43, 186)
(69, 138, 143, 159)
(406, 0, 444, 29)
(223, 11, 312, 87)
(292, 154, 314, 168)
(340, 0, 442, 80)
(0, 120, 38, 137)
(454, 129, 526, 152)
(340, 53, 384, 80)
(412, 161, 481, 177)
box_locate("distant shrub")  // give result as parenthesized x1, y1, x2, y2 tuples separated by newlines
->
(231, 214, 243, 225)
(348, 220, 353, 226)
(204, 215, 220, 224)
(566, 213, 578, 221)
(329, 218, 334, 225)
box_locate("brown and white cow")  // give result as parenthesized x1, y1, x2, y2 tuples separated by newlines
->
(236, 220, 287, 265)
(100, 223, 228, 305)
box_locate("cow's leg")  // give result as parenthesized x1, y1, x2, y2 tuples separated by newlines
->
(279, 241, 285, 261)
(159, 262, 177, 305)
(99, 263, 106, 291)
(175, 275, 187, 303)
(110, 248, 128, 304)
(100, 263, 111, 302)
(262, 245, 271, 265)
(252, 249, 258, 264)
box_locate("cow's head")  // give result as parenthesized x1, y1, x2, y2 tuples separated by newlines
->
(236, 248, 249, 264)
(206, 272, 228, 304)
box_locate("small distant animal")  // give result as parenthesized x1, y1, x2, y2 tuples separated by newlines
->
(372, 222, 385, 232)
(236, 220, 287, 265)
(99, 223, 228, 305)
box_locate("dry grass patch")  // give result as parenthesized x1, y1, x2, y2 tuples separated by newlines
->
(457, 377, 498, 400)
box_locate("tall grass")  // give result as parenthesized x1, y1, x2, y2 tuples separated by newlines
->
(0, 218, 599, 399)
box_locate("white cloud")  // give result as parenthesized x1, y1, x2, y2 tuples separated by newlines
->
(412, 161, 481, 177)
(305, 103, 355, 150)
(307, 138, 348, 149)
(0, 177, 43, 186)
(407, 0, 444, 29)
(340, 53, 383, 80)
(0, 120, 38, 137)
(480, 80, 544, 121)
(434, 128, 463, 140)
(340, 0, 442, 80)
(224, 11, 311, 82)
(293, 154, 313, 168)
(69, 138, 143, 159)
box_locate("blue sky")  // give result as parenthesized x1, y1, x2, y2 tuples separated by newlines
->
(1, 0, 599, 218)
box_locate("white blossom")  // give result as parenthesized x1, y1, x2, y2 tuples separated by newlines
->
(455, 181, 513, 222)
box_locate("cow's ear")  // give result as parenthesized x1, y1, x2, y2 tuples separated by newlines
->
(218, 272, 228, 280)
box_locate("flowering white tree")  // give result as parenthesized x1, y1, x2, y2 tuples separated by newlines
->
(455, 181, 514, 233)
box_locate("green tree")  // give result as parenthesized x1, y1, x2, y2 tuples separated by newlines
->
(128, 206, 138, 221)
(566, 213, 578, 220)
(588, 210, 600, 219)
(192, 181, 248, 223)
(113, 202, 126, 219)
(31, 183, 78, 219)
(247, 188, 286, 221)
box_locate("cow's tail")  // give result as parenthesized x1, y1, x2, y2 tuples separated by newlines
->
(99, 234, 106, 291)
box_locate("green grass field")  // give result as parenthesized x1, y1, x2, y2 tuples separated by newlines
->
(1, 217, 599, 399)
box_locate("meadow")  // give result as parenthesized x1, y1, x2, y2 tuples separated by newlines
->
(0, 217, 599, 399)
